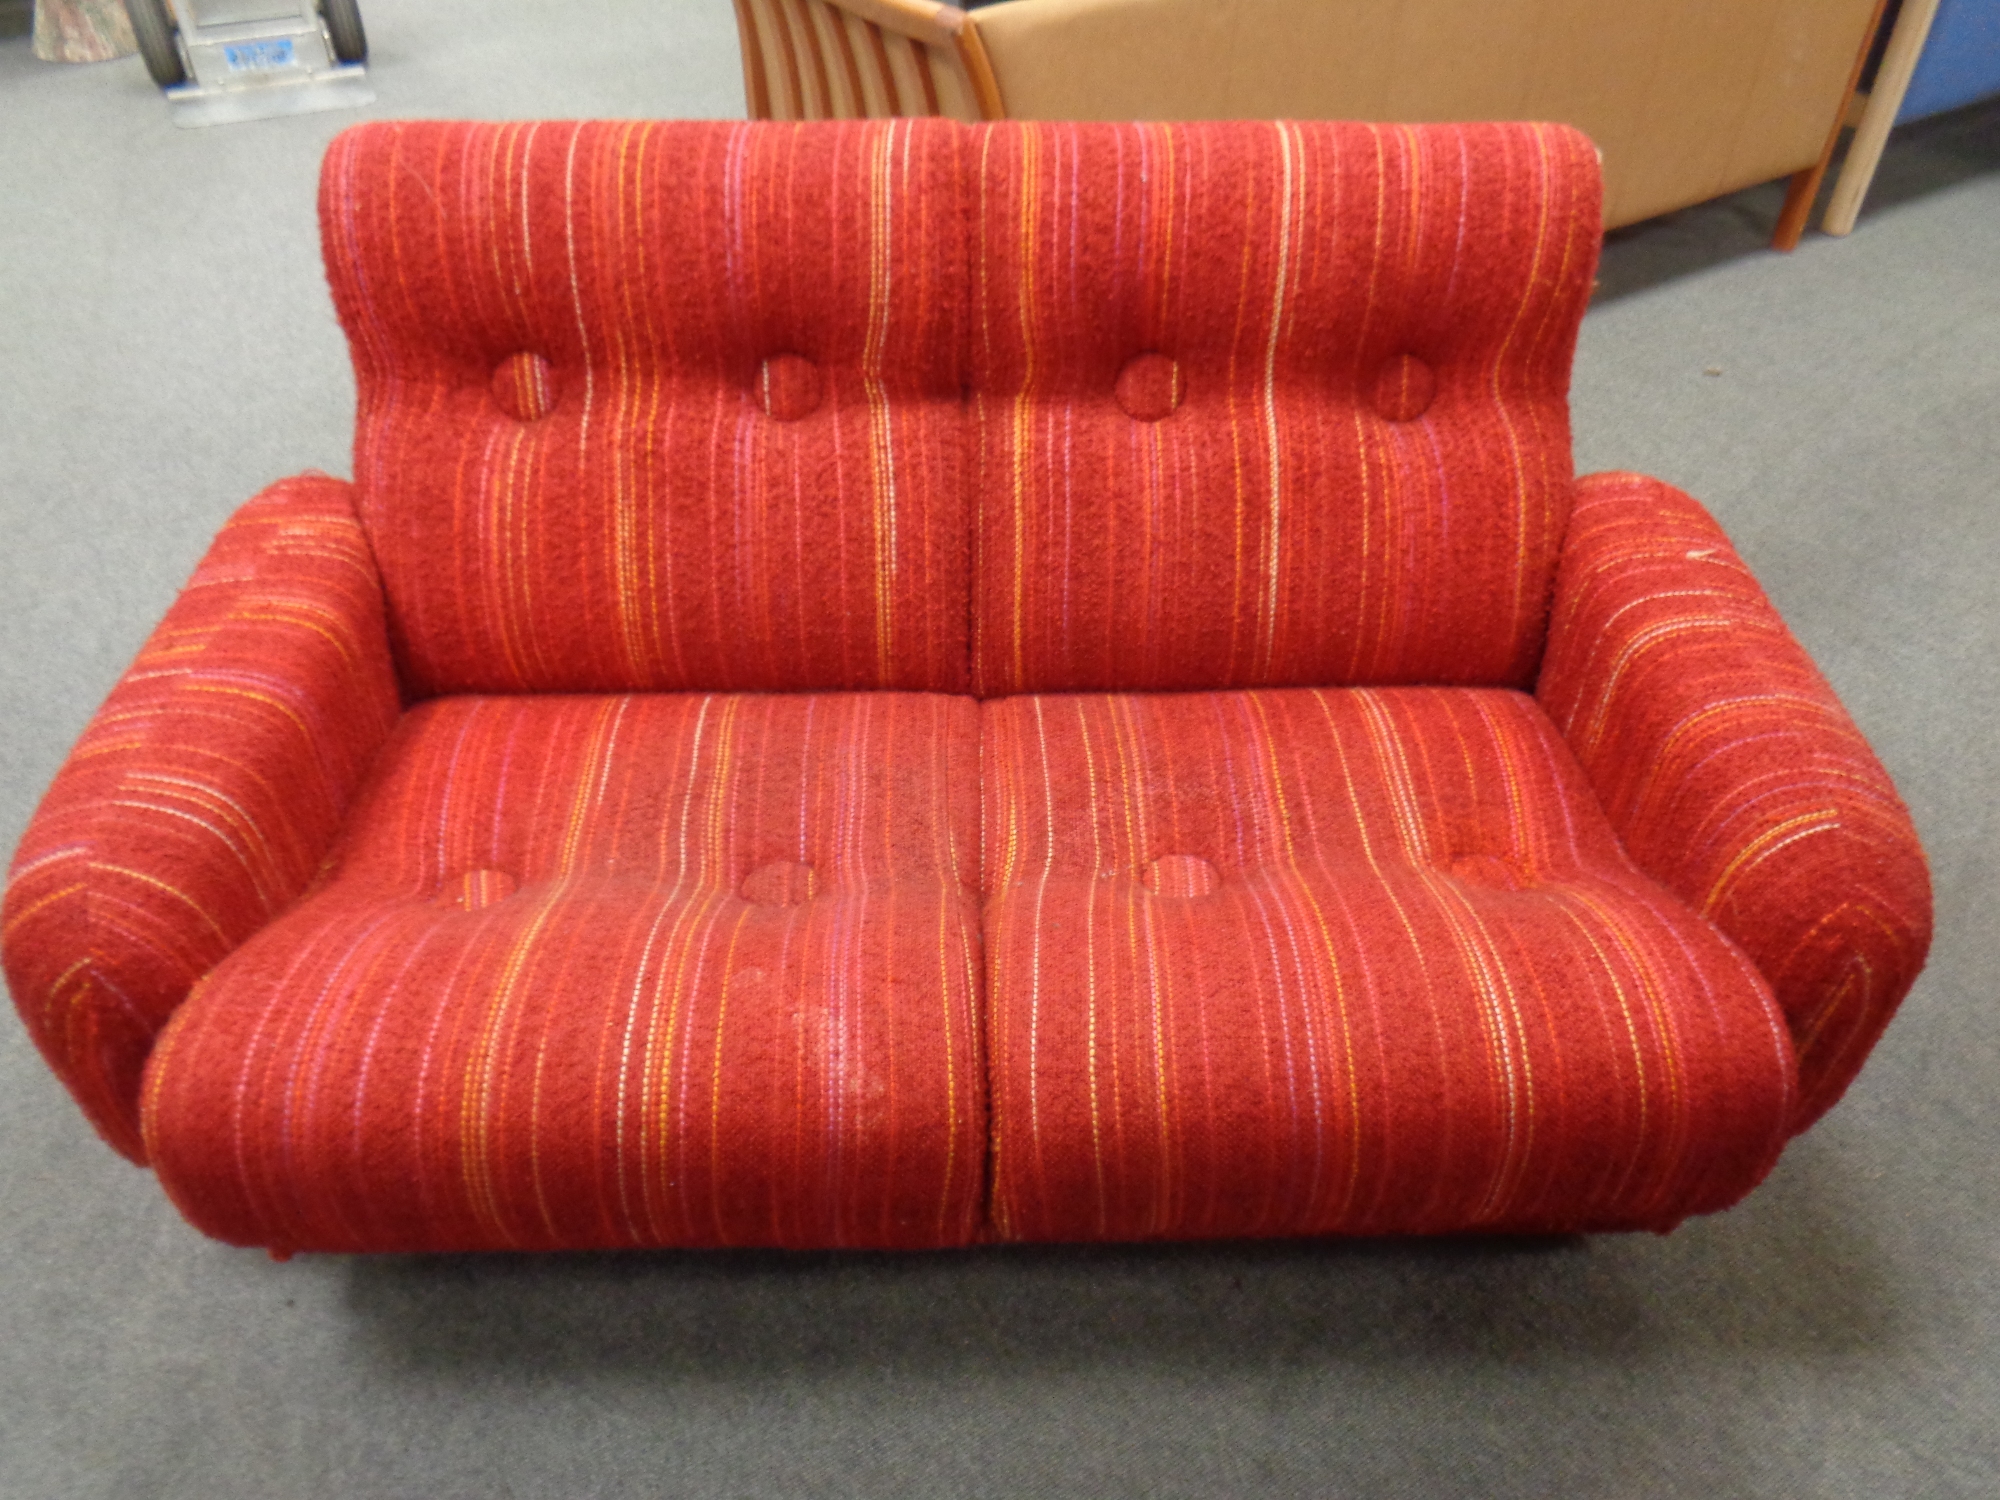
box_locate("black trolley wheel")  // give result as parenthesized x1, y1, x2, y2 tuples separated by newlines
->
(124, 0, 186, 88)
(320, 0, 367, 63)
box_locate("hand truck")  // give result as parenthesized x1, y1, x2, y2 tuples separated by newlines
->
(124, 0, 374, 127)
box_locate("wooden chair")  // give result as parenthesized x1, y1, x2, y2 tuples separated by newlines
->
(1823, 0, 2000, 235)
(732, 0, 1890, 246)
(733, 0, 1004, 122)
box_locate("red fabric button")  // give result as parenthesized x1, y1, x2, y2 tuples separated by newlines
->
(741, 860, 820, 906)
(491, 352, 559, 422)
(1144, 853, 1220, 899)
(756, 353, 824, 421)
(1115, 353, 1184, 421)
(1370, 354, 1436, 422)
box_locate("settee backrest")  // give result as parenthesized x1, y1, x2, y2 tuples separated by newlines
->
(320, 118, 1600, 699)
(972, 121, 1601, 693)
(320, 119, 974, 696)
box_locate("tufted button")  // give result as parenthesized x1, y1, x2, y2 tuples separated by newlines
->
(1444, 853, 1529, 892)
(741, 860, 819, 906)
(756, 353, 824, 421)
(1115, 353, 1184, 421)
(491, 352, 559, 422)
(1144, 854, 1220, 899)
(1369, 354, 1436, 422)
(441, 868, 518, 912)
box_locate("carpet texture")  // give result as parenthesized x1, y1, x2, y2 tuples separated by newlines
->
(1, 2, 1996, 1495)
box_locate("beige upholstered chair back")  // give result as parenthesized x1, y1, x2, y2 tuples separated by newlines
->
(729, 0, 1884, 235)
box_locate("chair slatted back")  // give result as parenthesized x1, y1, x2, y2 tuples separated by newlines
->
(735, 0, 1004, 121)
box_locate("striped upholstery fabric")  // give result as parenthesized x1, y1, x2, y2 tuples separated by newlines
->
(320, 118, 972, 697)
(981, 688, 1796, 1241)
(142, 692, 985, 1253)
(970, 121, 1602, 696)
(1538, 474, 1932, 1127)
(2, 121, 1931, 1251)
(1, 476, 399, 1161)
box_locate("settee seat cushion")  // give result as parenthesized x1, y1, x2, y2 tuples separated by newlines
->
(141, 692, 986, 1253)
(981, 687, 1797, 1242)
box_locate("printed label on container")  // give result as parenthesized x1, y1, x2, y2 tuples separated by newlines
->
(223, 37, 297, 71)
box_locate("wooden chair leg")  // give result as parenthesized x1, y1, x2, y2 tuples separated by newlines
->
(1773, 168, 1820, 251)
(1772, 0, 1892, 251)
(1825, 0, 1945, 235)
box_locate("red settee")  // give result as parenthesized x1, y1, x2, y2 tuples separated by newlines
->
(2, 119, 1930, 1254)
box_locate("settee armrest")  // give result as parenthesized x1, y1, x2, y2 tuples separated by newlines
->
(2, 475, 400, 1161)
(1536, 472, 1931, 1129)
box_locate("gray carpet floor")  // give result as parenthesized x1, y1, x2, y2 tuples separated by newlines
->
(2, 5, 1996, 1496)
